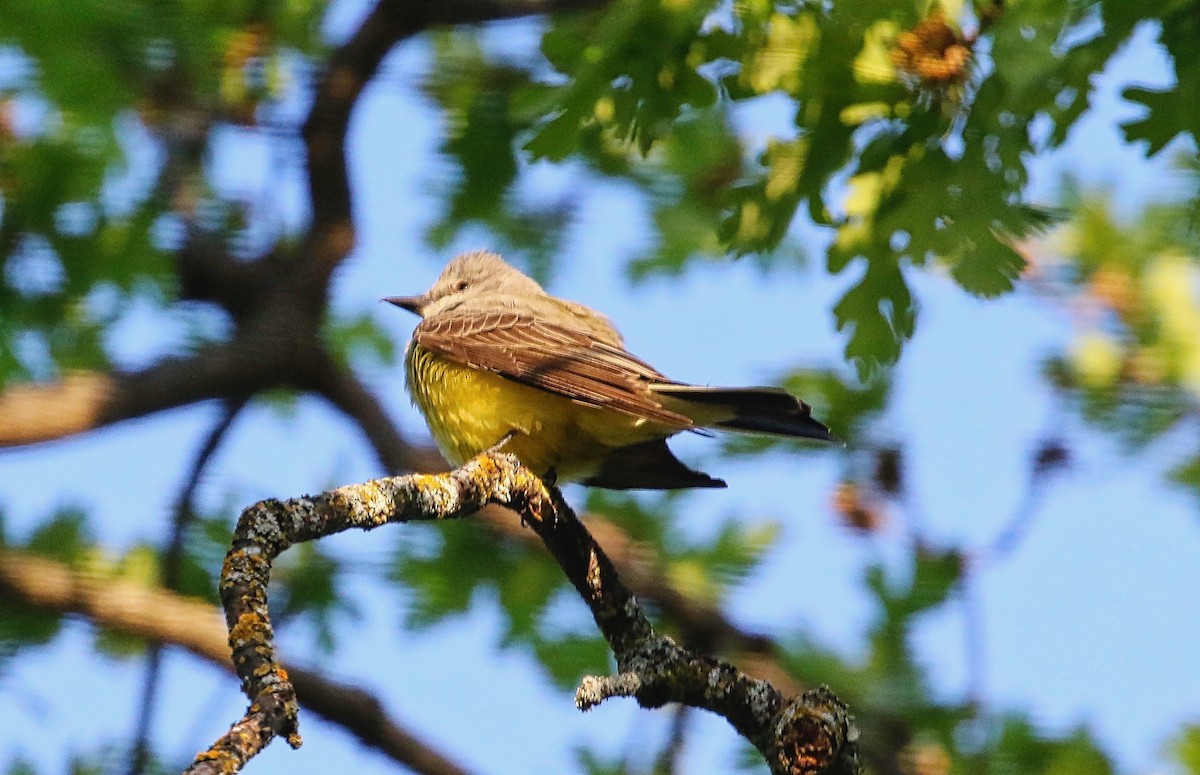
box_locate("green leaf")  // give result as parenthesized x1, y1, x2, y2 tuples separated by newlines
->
(1119, 86, 1193, 155)
(497, 551, 564, 642)
(254, 387, 300, 420)
(0, 597, 63, 660)
(522, 110, 581, 162)
(991, 717, 1114, 775)
(1169, 453, 1200, 509)
(866, 546, 963, 673)
(391, 522, 565, 638)
(832, 256, 915, 378)
(1120, 8, 1200, 155)
(529, 0, 718, 158)
(719, 139, 808, 257)
(532, 631, 611, 690)
(947, 239, 1026, 298)
(422, 32, 575, 268)
(94, 627, 148, 659)
(5, 755, 39, 775)
(574, 747, 627, 775)
(907, 547, 963, 614)
(699, 519, 779, 591)
(272, 542, 357, 654)
(25, 507, 91, 563)
(326, 312, 396, 369)
(1170, 722, 1200, 775)
(584, 490, 673, 547)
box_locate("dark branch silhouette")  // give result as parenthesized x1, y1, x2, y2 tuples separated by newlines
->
(129, 399, 249, 775)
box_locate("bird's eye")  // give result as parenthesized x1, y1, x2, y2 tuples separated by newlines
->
(455, 280, 469, 291)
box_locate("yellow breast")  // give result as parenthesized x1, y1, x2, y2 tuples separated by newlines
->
(404, 344, 665, 480)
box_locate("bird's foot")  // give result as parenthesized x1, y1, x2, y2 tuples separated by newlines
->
(519, 468, 559, 530)
(485, 430, 519, 457)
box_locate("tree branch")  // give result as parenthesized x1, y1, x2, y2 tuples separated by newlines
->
(0, 347, 274, 448)
(185, 452, 860, 775)
(302, 0, 613, 279)
(474, 508, 803, 693)
(129, 399, 250, 775)
(1, 361, 800, 696)
(0, 548, 475, 775)
(528, 485, 859, 775)
(1, 0, 617, 451)
(652, 704, 691, 775)
(316, 358, 799, 693)
(0, 372, 117, 447)
(315, 361, 446, 474)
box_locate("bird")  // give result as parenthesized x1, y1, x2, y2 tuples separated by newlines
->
(384, 250, 834, 489)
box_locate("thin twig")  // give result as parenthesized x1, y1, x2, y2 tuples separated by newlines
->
(978, 435, 1069, 563)
(652, 704, 690, 775)
(128, 399, 248, 775)
(315, 361, 445, 474)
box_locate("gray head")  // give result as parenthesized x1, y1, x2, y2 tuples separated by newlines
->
(384, 250, 546, 318)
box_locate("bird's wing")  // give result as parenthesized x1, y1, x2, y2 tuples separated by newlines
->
(413, 311, 692, 426)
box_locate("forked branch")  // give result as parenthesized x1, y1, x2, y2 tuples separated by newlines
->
(184, 453, 861, 775)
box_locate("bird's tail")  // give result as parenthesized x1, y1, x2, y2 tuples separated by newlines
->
(650, 384, 836, 442)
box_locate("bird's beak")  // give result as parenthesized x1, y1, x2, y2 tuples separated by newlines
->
(383, 294, 428, 316)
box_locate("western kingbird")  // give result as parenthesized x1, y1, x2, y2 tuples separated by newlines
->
(385, 250, 833, 489)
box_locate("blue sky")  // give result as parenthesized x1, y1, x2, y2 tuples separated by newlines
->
(2, 10, 1199, 775)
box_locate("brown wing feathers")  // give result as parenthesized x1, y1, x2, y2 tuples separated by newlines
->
(413, 313, 693, 426)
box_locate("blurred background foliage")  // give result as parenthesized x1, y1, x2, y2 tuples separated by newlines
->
(2, 0, 1200, 774)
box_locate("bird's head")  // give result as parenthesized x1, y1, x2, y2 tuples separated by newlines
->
(384, 250, 545, 318)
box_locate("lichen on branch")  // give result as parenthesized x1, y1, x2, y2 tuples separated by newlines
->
(185, 451, 860, 775)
